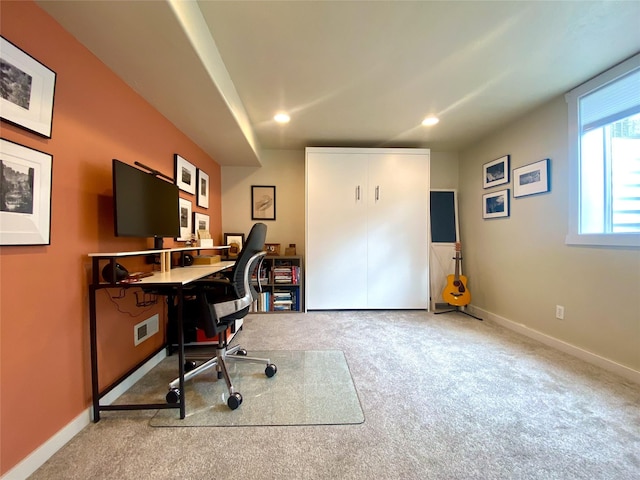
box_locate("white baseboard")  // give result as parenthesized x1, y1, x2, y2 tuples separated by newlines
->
(469, 305, 640, 384)
(1, 410, 90, 480)
(2, 349, 166, 480)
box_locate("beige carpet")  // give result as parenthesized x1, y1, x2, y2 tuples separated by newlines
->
(117, 349, 364, 427)
(30, 311, 640, 480)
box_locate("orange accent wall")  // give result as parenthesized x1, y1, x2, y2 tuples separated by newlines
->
(0, 2, 223, 474)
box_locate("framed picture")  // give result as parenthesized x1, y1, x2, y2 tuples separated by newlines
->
(483, 189, 510, 219)
(0, 37, 56, 138)
(193, 212, 210, 234)
(174, 154, 196, 194)
(251, 185, 276, 220)
(224, 232, 245, 257)
(177, 198, 192, 241)
(0, 139, 53, 245)
(483, 155, 510, 189)
(197, 169, 209, 208)
(513, 159, 550, 198)
(265, 243, 281, 256)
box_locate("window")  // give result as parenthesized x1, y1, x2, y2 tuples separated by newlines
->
(566, 54, 640, 247)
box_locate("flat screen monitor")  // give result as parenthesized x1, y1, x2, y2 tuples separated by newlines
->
(112, 159, 180, 246)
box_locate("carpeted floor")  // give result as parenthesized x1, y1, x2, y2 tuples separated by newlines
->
(30, 310, 640, 479)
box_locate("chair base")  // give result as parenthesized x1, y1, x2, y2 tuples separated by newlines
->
(167, 342, 277, 410)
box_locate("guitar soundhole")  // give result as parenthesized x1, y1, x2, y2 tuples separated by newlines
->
(453, 280, 465, 293)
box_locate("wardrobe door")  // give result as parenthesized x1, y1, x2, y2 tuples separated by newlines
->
(306, 152, 368, 309)
(366, 152, 430, 309)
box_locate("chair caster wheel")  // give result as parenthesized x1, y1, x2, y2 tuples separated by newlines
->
(184, 360, 197, 372)
(265, 363, 277, 377)
(236, 349, 247, 356)
(166, 388, 180, 404)
(227, 392, 243, 410)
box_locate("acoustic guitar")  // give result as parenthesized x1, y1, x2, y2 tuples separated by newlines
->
(441, 242, 471, 307)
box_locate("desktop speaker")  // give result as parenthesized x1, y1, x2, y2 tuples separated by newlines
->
(182, 253, 194, 266)
(102, 262, 129, 282)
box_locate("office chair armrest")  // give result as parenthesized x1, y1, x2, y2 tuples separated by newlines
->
(210, 291, 254, 321)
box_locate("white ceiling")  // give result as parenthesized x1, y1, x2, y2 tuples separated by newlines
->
(37, 1, 640, 166)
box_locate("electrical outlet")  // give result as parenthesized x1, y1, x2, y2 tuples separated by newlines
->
(555, 305, 565, 320)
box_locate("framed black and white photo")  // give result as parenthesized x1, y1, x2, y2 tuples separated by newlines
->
(0, 37, 56, 138)
(251, 185, 276, 220)
(483, 189, 510, 219)
(197, 168, 209, 208)
(174, 154, 196, 195)
(193, 212, 210, 235)
(223, 232, 245, 257)
(0, 139, 53, 245)
(177, 198, 192, 241)
(513, 159, 550, 198)
(483, 155, 510, 189)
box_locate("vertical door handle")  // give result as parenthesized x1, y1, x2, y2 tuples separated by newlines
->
(355, 185, 360, 201)
(375, 185, 380, 201)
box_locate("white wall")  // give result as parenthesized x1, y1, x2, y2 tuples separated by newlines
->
(221, 149, 306, 254)
(222, 149, 458, 258)
(458, 95, 640, 374)
(430, 151, 460, 190)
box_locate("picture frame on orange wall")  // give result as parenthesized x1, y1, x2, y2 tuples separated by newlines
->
(0, 36, 57, 138)
(174, 154, 197, 195)
(0, 139, 53, 245)
(197, 168, 209, 208)
(177, 198, 192, 241)
(193, 212, 210, 235)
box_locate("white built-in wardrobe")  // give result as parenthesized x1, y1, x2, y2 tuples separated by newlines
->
(305, 147, 430, 310)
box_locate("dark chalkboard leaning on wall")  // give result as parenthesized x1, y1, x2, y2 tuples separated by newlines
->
(430, 190, 458, 243)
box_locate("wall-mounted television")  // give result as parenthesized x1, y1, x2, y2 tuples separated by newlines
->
(112, 159, 179, 248)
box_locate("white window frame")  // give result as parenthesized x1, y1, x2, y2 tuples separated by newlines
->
(565, 53, 640, 248)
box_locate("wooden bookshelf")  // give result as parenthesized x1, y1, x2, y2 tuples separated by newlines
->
(251, 255, 303, 313)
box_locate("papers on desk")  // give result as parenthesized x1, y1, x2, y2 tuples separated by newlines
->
(120, 271, 154, 283)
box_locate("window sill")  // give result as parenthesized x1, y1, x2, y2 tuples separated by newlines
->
(565, 232, 640, 248)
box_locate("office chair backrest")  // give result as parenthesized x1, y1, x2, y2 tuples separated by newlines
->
(198, 223, 267, 336)
(230, 222, 267, 298)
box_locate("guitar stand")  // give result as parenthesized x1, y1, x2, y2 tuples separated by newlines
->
(434, 306, 483, 321)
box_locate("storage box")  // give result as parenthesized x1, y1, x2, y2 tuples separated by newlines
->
(192, 254, 221, 265)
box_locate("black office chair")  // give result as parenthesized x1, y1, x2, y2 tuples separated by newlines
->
(166, 222, 277, 410)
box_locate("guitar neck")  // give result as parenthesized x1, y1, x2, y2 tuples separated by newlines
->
(454, 252, 460, 280)
(453, 243, 462, 281)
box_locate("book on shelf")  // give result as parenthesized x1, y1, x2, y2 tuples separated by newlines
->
(270, 265, 300, 284)
(272, 289, 294, 310)
(251, 291, 271, 312)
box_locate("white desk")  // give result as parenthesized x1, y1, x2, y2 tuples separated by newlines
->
(88, 249, 234, 421)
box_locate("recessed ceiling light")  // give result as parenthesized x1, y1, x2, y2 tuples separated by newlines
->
(274, 112, 290, 124)
(421, 116, 439, 126)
